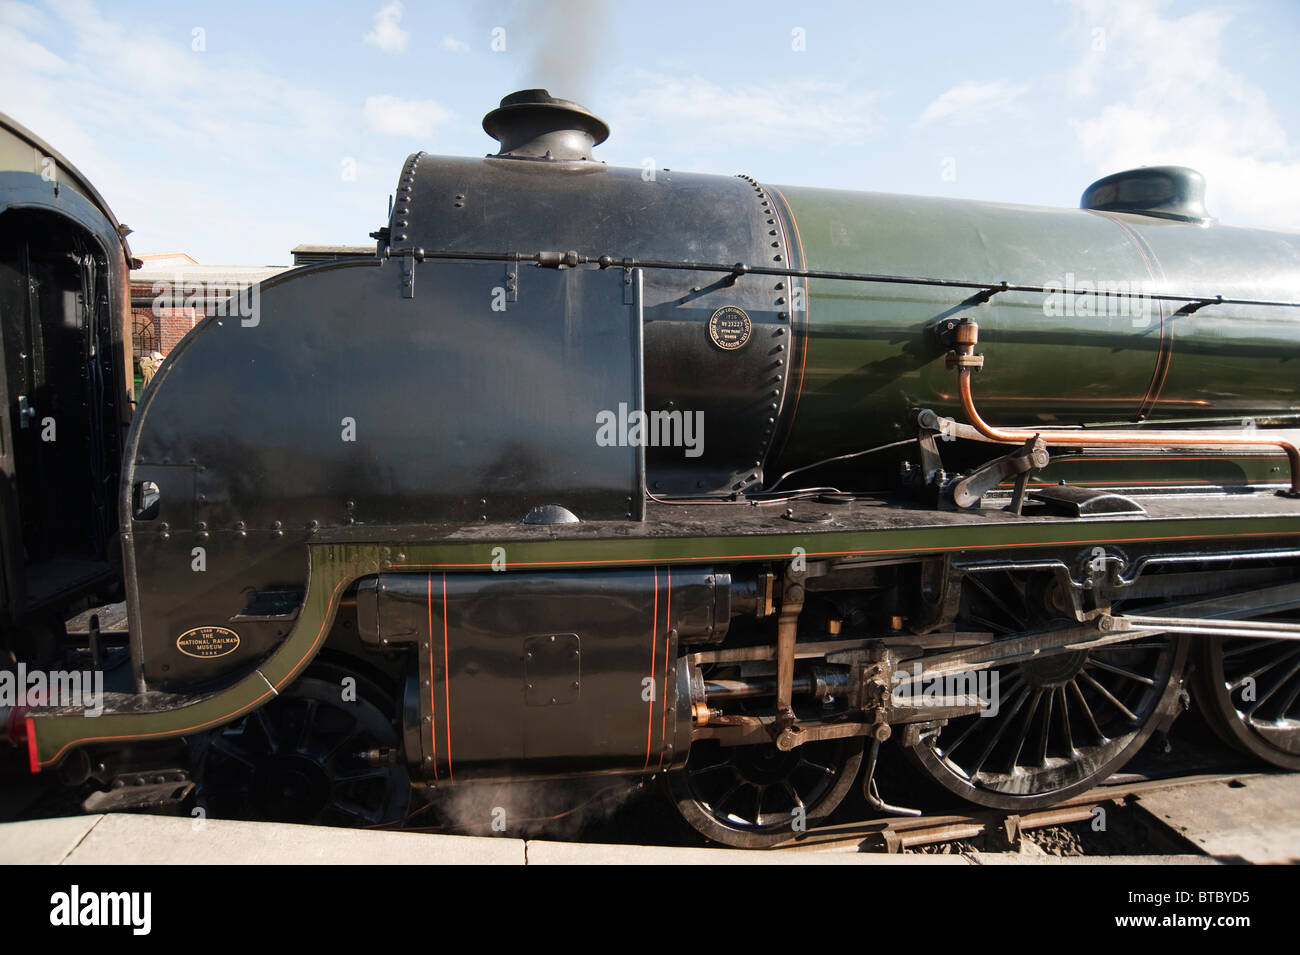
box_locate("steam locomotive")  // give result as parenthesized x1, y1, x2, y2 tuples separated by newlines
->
(3, 90, 1299, 848)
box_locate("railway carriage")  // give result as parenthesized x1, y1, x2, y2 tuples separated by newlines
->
(0, 113, 133, 679)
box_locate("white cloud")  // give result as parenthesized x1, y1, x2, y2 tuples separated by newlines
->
(0, 0, 392, 263)
(1, 1, 51, 32)
(362, 94, 454, 139)
(364, 1, 408, 54)
(0, 22, 66, 74)
(916, 80, 1030, 127)
(442, 35, 470, 53)
(1066, 0, 1300, 228)
(611, 72, 886, 153)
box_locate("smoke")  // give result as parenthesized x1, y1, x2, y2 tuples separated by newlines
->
(508, 0, 609, 106)
(412, 777, 648, 842)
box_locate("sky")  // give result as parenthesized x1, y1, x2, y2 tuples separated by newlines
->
(2, 0, 1298, 265)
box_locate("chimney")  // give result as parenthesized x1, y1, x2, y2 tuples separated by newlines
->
(482, 89, 609, 162)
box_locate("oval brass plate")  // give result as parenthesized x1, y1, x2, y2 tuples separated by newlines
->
(176, 626, 241, 659)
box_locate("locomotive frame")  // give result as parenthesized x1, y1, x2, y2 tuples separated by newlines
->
(4, 90, 1300, 848)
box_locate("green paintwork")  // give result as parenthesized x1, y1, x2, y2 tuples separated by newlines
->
(1000, 452, 1294, 490)
(28, 544, 380, 770)
(377, 514, 1300, 569)
(28, 506, 1300, 767)
(769, 185, 1300, 474)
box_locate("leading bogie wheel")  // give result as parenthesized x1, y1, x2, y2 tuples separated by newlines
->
(190, 666, 410, 827)
(665, 736, 863, 848)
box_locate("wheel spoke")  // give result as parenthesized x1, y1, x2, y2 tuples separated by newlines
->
(1033, 688, 1054, 767)
(252, 709, 278, 754)
(967, 684, 1032, 778)
(688, 762, 734, 778)
(943, 683, 1026, 760)
(333, 768, 390, 786)
(970, 613, 1014, 635)
(797, 758, 836, 776)
(1086, 657, 1155, 686)
(711, 779, 744, 813)
(1224, 638, 1287, 659)
(1271, 672, 1300, 721)
(1079, 669, 1138, 724)
(332, 798, 378, 825)
(1245, 658, 1300, 717)
(967, 575, 1028, 631)
(296, 699, 319, 751)
(1003, 689, 1043, 774)
(782, 780, 805, 811)
(1230, 646, 1300, 692)
(323, 729, 363, 763)
(1056, 687, 1077, 757)
(1068, 678, 1107, 744)
(209, 736, 255, 769)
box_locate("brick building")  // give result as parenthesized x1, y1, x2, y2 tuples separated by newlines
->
(127, 247, 371, 392)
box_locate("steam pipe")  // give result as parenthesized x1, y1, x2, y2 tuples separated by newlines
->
(952, 321, 1300, 498)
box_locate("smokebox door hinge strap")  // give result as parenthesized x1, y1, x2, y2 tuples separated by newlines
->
(505, 262, 518, 303)
(401, 254, 416, 299)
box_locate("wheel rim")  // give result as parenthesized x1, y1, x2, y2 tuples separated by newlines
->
(907, 636, 1186, 809)
(668, 736, 863, 847)
(1198, 634, 1300, 768)
(193, 675, 409, 826)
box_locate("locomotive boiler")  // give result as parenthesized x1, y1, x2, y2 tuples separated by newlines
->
(5, 90, 1300, 847)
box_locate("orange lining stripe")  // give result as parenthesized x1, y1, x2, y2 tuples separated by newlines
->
(1000, 480, 1280, 488)
(1047, 455, 1290, 464)
(1138, 236, 1175, 405)
(644, 567, 658, 769)
(657, 568, 672, 772)
(1098, 212, 1170, 419)
(442, 572, 453, 779)
(390, 528, 1300, 572)
(427, 574, 438, 780)
(36, 577, 350, 768)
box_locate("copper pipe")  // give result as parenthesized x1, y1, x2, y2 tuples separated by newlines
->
(952, 323, 1300, 497)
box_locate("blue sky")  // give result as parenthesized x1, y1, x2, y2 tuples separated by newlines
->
(2, 0, 1298, 264)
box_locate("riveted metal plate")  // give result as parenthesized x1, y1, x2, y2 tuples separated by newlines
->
(524, 633, 581, 706)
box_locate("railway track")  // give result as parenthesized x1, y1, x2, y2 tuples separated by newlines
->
(768, 769, 1276, 854)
